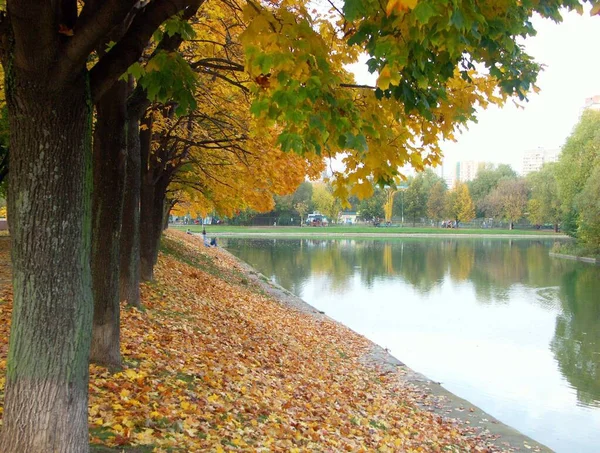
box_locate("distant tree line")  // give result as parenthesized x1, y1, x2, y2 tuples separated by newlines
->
(228, 109, 600, 251)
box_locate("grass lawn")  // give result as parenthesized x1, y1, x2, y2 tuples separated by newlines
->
(172, 224, 563, 236)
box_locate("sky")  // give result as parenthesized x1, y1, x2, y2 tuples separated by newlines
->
(347, 8, 600, 175)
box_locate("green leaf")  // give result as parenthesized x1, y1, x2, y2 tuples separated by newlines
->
(450, 10, 465, 30)
(105, 41, 117, 53)
(250, 98, 269, 117)
(343, 132, 368, 152)
(413, 2, 436, 25)
(343, 0, 365, 22)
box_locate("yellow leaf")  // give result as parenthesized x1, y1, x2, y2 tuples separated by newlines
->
(134, 428, 156, 445)
(377, 66, 392, 90)
(145, 60, 160, 72)
(385, 0, 418, 16)
(232, 437, 246, 447)
(592, 1, 600, 16)
(124, 369, 138, 380)
(385, 0, 398, 16)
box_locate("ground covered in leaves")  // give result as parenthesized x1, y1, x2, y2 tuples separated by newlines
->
(0, 231, 514, 451)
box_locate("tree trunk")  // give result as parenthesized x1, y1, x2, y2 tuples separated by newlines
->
(139, 114, 156, 281)
(554, 223, 559, 233)
(509, 221, 514, 230)
(90, 79, 127, 368)
(1, 71, 93, 453)
(163, 199, 171, 231)
(152, 179, 169, 260)
(119, 113, 142, 307)
(140, 181, 155, 281)
(140, 176, 167, 280)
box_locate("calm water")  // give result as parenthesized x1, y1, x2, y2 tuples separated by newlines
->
(223, 237, 600, 453)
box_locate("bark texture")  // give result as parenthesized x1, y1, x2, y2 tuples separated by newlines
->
(1, 70, 93, 452)
(139, 114, 157, 281)
(90, 79, 127, 368)
(119, 113, 142, 307)
(140, 178, 168, 281)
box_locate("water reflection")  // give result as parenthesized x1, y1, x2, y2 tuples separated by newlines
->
(551, 267, 600, 407)
(225, 237, 600, 411)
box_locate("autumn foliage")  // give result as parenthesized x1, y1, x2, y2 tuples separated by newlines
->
(0, 232, 507, 451)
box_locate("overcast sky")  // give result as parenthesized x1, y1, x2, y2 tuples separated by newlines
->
(346, 8, 600, 175)
(442, 8, 600, 173)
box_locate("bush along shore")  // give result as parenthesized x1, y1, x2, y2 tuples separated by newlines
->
(0, 231, 549, 451)
(550, 241, 600, 264)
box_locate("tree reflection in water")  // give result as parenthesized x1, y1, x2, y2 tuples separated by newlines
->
(224, 237, 600, 407)
(551, 267, 600, 408)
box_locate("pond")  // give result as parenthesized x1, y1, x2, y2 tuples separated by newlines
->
(223, 237, 600, 453)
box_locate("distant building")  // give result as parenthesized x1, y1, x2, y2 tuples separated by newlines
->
(441, 160, 484, 187)
(456, 161, 484, 182)
(522, 148, 560, 175)
(584, 95, 600, 111)
(338, 211, 358, 224)
(443, 174, 457, 189)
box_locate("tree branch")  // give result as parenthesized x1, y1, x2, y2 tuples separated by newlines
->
(8, 0, 58, 72)
(339, 83, 376, 90)
(56, 0, 138, 84)
(190, 57, 245, 72)
(126, 0, 202, 118)
(199, 68, 249, 92)
(90, 0, 203, 102)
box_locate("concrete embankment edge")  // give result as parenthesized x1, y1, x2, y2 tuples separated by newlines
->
(549, 252, 599, 265)
(220, 247, 553, 453)
(211, 231, 566, 240)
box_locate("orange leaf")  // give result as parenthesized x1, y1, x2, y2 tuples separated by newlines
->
(58, 24, 74, 36)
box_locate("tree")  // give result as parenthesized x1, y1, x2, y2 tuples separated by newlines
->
(357, 187, 386, 221)
(292, 182, 314, 213)
(383, 188, 397, 223)
(427, 181, 447, 224)
(527, 163, 562, 231)
(294, 202, 309, 226)
(404, 176, 427, 226)
(0, 0, 200, 449)
(312, 183, 340, 223)
(575, 165, 600, 252)
(556, 109, 600, 238)
(242, 0, 579, 201)
(468, 164, 517, 217)
(93, 3, 204, 367)
(483, 178, 529, 229)
(0, 0, 584, 448)
(446, 183, 475, 226)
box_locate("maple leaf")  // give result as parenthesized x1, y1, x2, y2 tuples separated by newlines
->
(385, 0, 418, 16)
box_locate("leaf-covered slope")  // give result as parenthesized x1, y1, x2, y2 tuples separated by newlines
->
(0, 232, 506, 451)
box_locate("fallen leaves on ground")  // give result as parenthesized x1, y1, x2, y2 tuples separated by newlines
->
(0, 231, 507, 451)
